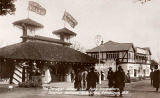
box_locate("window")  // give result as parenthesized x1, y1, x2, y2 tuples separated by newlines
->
(96, 54, 98, 59)
(99, 53, 103, 59)
(146, 69, 149, 74)
(88, 53, 91, 56)
(128, 52, 130, 59)
(103, 53, 106, 60)
(110, 53, 112, 59)
(106, 53, 108, 59)
(119, 52, 122, 58)
(108, 53, 110, 59)
(112, 53, 114, 59)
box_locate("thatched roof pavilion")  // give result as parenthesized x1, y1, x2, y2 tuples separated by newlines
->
(0, 40, 97, 64)
(0, 18, 97, 84)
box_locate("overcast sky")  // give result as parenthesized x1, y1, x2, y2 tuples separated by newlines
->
(0, 0, 160, 61)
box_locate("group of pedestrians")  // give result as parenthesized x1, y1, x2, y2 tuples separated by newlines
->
(73, 66, 126, 96)
(71, 65, 159, 96)
(107, 66, 126, 97)
(74, 67, 99, 96)
(150, 66, 160, 92)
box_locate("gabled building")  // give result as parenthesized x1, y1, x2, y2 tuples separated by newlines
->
(86, 41, 151, 78)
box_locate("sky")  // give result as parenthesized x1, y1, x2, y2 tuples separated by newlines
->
(0, 0, 160, 61)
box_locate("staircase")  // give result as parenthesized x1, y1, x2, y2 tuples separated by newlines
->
(12, 64, 23, 84)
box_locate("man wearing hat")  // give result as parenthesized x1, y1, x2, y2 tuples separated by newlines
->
(74, 68, 82, 91)
(114, 66, 125, 97)
(153, 66, 160, 92)
(107, 67, 114, 88)
(150, 69, 154, 86)
(86, 67, 99, 96)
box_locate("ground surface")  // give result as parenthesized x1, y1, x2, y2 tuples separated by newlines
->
(0, 79, 160, 98)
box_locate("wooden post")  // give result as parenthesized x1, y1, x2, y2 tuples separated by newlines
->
(22, 67, 25, 82)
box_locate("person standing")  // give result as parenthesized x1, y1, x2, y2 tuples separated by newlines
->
(87, 67, 99, 96)
(74, 69, 82, 91)
(114, 66, 125, 97)
(153, 66, 160, 92)
(71, 71, 75, 83)
(150, 69, 154, 86)
(126, 70, 131, 83)
(101, 71, 104, 80)
(82, 69, 88, 90)
(107, 67, 114, 88)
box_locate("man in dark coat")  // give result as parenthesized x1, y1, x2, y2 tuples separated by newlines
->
(114, 66, 125, 97)
(74, 69, 82, 91)
(107, 67, 114, 88)
(150, 69, 154, 86)
(153, 66, 160, 92)
(87, 67, 99, 96)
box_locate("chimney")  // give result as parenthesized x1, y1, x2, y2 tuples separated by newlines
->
(60, 35, 64, 41)
(22, 24, 27, 42)
(101, 40, 104, 45)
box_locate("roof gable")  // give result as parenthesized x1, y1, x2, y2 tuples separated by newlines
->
(13, 18, 44, 29)
(87, 41, 133, 53)
(135, 47, 152, 55)
(52, 28, 77, 36)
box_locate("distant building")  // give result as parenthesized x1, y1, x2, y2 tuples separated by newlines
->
(86, 41, 151, 78)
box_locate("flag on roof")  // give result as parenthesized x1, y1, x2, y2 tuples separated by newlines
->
(62, 11, 78, 28)
(28, 1, 46, 16)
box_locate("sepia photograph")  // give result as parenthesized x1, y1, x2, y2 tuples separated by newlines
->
(0, 0, 160, 98)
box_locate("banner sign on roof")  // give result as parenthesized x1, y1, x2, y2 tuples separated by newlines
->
(28, 1, 46, 16)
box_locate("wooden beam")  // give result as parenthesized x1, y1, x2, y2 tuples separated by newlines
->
(127, 51, 128, 63)
(120, 50, 128, 63)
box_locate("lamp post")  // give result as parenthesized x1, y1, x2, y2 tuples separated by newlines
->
(95, 35, 103, 84)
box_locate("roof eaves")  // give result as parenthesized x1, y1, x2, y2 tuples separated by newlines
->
(21, 36, 72, 46)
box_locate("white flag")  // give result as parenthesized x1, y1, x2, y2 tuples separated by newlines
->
(28, 1, 46, 16)
(62, 11, 78, 28)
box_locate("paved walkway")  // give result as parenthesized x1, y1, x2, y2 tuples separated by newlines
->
(41, 80, 130, 96)
(0, 79, 154, 98)
(43, 80, 108, 88)
(1, 79, 159, 98)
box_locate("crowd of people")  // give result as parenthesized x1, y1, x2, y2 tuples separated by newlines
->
(71, 66, 126, 97)
(72, 65, 160, 97)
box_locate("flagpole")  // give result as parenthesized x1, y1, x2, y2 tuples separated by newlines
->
(27, 0, 30, 18)
(64, 21, 66, 28)
(27, 10, 30, 18)
(63, 10, 66, 28)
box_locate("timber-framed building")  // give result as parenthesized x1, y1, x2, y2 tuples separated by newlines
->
(86, 41, 151, 78)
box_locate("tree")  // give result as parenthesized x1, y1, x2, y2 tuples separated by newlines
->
(0, 0, 16, 16)
(70, 40, 86, 53)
